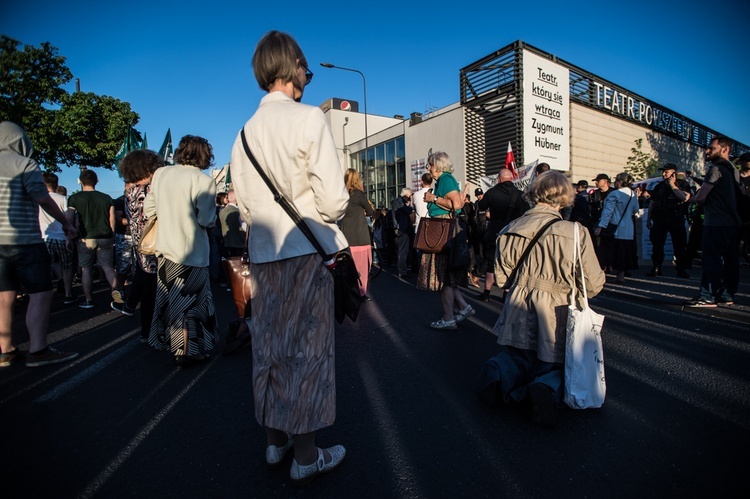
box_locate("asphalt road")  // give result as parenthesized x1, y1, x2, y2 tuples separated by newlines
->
(2, 264, 748, 498)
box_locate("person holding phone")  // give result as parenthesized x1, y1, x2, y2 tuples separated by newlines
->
(645, 163, 691, 278)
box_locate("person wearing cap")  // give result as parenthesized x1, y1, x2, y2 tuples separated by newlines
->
(589, 173, 613, 269)
(569, 180, 591, 226)
(589, 174, 611, 222)
(645, 163, 691, 278)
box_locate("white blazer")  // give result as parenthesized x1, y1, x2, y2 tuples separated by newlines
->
(230, 92, 349, 264)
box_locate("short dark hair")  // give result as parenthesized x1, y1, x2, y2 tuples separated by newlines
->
(174, 135, 214, 169)
(421, 172, 433, 185)
(739, 152, 750, 168)
(252, 30, 307, 92)
(710, 136, 732, 149)
(42, 172, 59, 190)
(56, 185, 67, 196)
(79, 169, 98, 187)
(535, 162, 551, 175)
(118, 149, 165, 183)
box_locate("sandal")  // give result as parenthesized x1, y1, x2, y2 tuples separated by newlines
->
(430, 318, 457, 330)
(454, 305, 476, 323)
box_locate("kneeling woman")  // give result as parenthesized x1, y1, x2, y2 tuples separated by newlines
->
(484, 171, 605, 425)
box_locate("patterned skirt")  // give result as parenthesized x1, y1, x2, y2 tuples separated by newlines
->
(149, 258, 216, 356)
(249, 253, 336, 434)
(417, 215, 469, 292)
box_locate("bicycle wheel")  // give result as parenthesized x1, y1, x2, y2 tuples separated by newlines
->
(370, 248, 382, 279)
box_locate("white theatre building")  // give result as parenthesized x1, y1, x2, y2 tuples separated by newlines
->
(320, 40, 749, 209)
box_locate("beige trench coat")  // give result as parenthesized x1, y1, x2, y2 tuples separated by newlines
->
(493, 205, 605, 364)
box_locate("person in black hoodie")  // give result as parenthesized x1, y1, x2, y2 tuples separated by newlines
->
(476, 168, 530, 301)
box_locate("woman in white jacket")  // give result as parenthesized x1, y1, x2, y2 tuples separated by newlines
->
(595, 172, 640, 283)
(230, 31, 349, 486)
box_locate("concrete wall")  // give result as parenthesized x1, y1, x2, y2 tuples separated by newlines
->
(570, 103, 706, 182)
(404, 105, 466, 187)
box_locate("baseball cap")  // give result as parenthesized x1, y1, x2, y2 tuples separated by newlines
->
(576, 180, 589, 188)
(658, 163, 678, 171)
(592, 173, 610, 182)
(474, 188, 483, 196)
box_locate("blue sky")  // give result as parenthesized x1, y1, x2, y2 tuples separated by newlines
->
(3, 0, 748, 198)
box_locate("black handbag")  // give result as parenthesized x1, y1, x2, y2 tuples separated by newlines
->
(448, 216, 471, 269)
(240, 129, 360, 324)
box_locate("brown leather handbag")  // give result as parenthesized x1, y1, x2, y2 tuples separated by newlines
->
(414, 216, 454, 254)
(222, 232, 251, 318)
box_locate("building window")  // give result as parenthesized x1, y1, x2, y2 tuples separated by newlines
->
(353, 135, 408, 209)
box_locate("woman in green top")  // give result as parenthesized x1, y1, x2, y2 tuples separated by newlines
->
(418, 151, 475, 330)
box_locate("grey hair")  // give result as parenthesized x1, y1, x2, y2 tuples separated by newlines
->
(429, 151, 453, 173)
(527, 170, 574, 208)
(400, 187, 413, 197)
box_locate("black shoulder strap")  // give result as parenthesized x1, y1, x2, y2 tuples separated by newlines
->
(503, 217, 563, 289)
(240, 129, 329, 260)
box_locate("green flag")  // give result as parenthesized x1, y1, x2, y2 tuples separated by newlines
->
(114, 126, 142, 164)
(158, 129, 173, 165)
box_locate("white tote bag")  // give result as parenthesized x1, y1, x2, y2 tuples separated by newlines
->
(564, 224, 606, 409)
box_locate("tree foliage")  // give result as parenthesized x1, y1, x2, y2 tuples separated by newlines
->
(625, 138, 659, 181)
(57, 92, 139, 169)
(0, 35, 139, 171)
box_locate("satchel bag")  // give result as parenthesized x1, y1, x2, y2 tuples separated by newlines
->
(239, 129, 360, 324)
(138, 217, 158, 256)
(564, 224, 606, 409)
(414, 216, 453, 254)
(223, 232, 252, 319)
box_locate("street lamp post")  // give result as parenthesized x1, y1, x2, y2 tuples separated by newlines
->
(320, 63, 368, 173)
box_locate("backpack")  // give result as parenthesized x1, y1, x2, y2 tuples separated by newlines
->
(717, 162, 750, 226)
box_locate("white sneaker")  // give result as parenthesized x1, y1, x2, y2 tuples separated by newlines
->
(290, 445, 346, 486)
(265, 434, 294, 468)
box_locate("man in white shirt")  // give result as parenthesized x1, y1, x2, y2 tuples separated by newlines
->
(39, 173, 76, 304)
(412, 172, 433, 232)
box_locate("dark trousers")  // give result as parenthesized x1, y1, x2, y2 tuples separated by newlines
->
(476, 345, 563, 405)
(649, 215, 688, 269)
(700, 225, 740, 297)
(396, 232, 410, 274)
(126, 266, 157, 339)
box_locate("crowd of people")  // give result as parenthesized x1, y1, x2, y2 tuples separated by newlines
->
(1, 28, 748, 487)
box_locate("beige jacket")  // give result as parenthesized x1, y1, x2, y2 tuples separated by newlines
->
(230, 92, 349, 264)
(493, 205, 605, 363)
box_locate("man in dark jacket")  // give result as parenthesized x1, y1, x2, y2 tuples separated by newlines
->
(569, 180, 592, 226)
(476, 168, 530, 301)
(645, 164, 691, 278)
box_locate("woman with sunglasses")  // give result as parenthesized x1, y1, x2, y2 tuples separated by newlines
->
(230, 30, 349, 486)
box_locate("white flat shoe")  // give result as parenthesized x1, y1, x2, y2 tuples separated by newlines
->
(290, 445, 346, 486)
(266, 434, 294, 468)
(430, 318, 457, 330)
(454, 305, 476, 323)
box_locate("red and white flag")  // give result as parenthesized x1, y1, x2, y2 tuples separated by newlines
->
(505, 141, 518, 179)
